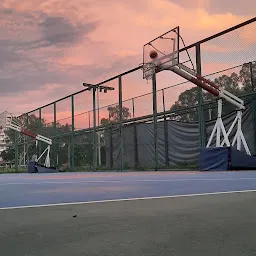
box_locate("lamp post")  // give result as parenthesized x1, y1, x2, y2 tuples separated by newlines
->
(83, 83, 114, 171)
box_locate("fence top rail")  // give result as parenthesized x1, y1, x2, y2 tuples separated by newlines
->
(19, 17, 256, 118)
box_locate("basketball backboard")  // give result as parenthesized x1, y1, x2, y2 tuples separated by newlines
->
(143, 26, 179, 80)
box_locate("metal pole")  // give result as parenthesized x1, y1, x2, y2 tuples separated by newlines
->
(15, 131, 18, 172)
(162, 89, 169, 166)
(250, 62, 256, 153)
(110, 125, 113, 169)
(97, 89, 101, 166)
(196, 43, 205, 147)
(132, 98, 135, 118)
(26, 113, 29, 164)
(88, 111, 91, 128)
(53, 103, 57, 166)
(152, 72, 159, 171)
(249, 62, 255, 91)
(71, 95, 75, 170)
(38, 109, 42, 164)
(119, 76, 124, 171)
(132, 98, 137, 167)
(92, 88, 97, 171)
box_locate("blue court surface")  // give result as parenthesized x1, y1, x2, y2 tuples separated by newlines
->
(1, 171, 256, 256)
(1, 170, 256, 209)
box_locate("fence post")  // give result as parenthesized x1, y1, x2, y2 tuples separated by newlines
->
(249, 62, 256, 154)
(53, 103, 57, 166)
(162, 89, 169, 166)
(152, 72, 159, 170)
(92, 88, 97, 171)
(196, 43, 205, 148)
(88, 111, 91, 128)
(71, 95, 75, 170)
(26, 113, 29, 163)
(38, 109, 42, 164)
(249, 62, 255, 91)
(15, 131, 18, 172)
(132, 98, 135, 118)
(110, 124, 113, 169)
(119, 76, 124, 171)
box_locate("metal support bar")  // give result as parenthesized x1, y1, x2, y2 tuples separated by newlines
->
(162, 89, 169, 166)
(15, 131, 18, 171)
(206, 99, 230, 148)
(110, 125, 113, 169)
(92, 87, 97, 171)
(71, 95, 75, 170)
(221, 110, 251, 155)
(132, 98, 135, 118)
(249, 62, 255, 91)
(53, 102, 57, 166)
(119, 76, 124, 171)
(152, 72, 159, 171)
(133, 124, 138, 167)
(38, 109, 42, 164)
(97, 89, 101, 167)
(196, 43, 205, 148)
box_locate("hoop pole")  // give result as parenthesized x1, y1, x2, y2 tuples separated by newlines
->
(196, 43, 205, 147)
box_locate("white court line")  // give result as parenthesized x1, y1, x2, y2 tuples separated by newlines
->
(1, 177, 256, 186)
(0, 189, 256, 210)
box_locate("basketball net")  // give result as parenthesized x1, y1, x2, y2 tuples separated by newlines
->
(143, 62, 157, 81)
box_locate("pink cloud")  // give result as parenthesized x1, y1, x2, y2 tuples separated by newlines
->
(0, 0, 254, 118)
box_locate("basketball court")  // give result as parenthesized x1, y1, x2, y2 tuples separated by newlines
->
(0, 18, 256, 256)
(1, 171, 256, 255)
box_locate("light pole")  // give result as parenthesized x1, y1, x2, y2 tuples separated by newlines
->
(83, 83, 114, 171)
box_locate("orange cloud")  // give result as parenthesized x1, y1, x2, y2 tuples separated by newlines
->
(239, 23, 256, 45)
(0, 0, 254, 117)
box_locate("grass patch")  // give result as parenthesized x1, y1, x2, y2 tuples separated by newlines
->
(0, 167, 27, 174)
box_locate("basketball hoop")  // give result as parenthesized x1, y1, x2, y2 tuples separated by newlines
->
(142, 26, 180, 80)
(143, 62, 157, 81)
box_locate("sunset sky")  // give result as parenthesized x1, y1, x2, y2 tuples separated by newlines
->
(0, 0, 255, 127)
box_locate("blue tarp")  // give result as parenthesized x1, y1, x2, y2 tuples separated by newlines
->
(230, 147, 256, 169)
(200, 146, 256, 171)
(27, 161, 58, 173)
(199, 147, 229, 171)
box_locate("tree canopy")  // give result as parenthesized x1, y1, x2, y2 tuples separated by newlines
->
(100, 105, 131, 125)
(169, 62, 255, 122)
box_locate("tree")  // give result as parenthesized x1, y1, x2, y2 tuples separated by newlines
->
(239, 62, 256, 92)
(100, 105, 131, 125)
(168, 65, 254, 122)
(169, 87, 199, 122)
(0, 148, 15, 162)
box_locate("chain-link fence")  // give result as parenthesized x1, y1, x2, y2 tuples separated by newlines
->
(12, 18, 256, 171)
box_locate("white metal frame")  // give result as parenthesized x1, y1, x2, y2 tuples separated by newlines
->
(171, 64, 250, 155)
(144, 56, 251, 155)
(1, 114, 53, 167)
